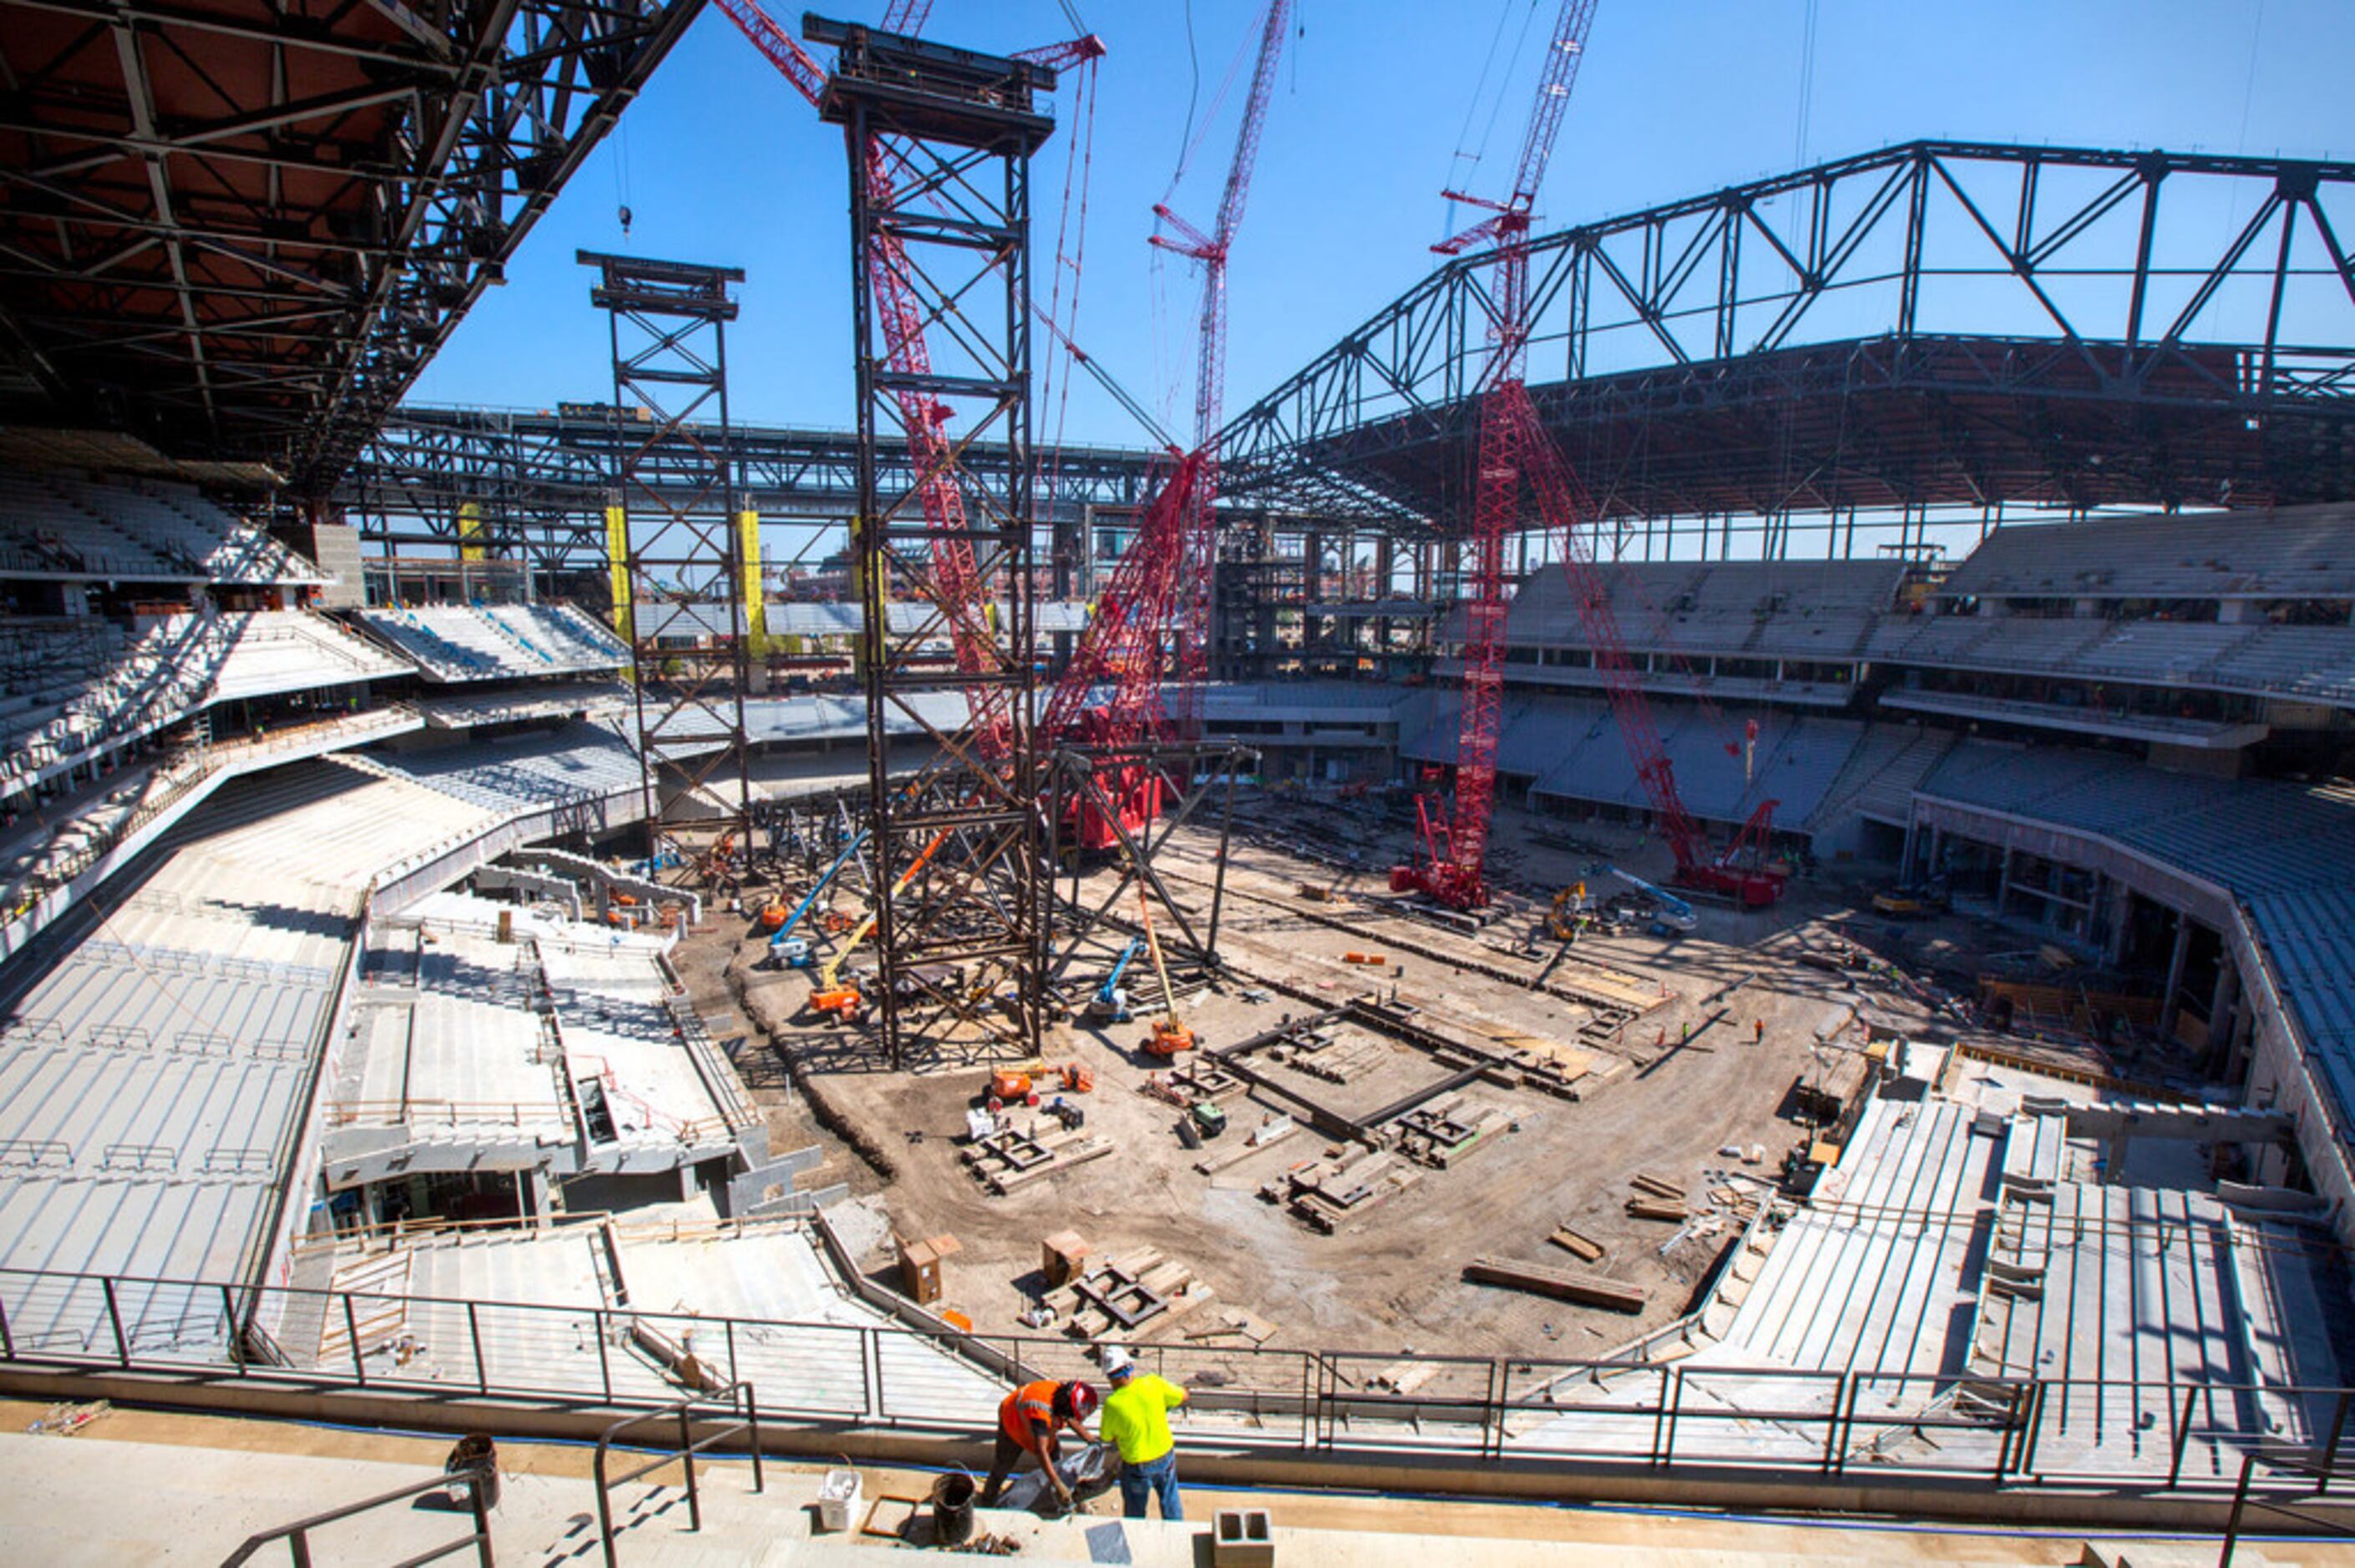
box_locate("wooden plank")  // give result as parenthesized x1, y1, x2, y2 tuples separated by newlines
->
(1547, 1227, 1605, 1262)
(1630, 1172, 1686, 1200)
(1463, 1257, 1646, 1313)
(1625, 1196, 1687, 1222)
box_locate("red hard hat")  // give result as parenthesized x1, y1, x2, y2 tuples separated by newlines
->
(1056, 1381, 1098, 1421)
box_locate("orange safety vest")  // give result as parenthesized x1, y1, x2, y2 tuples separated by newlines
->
(999, 1378, 1061, 1451)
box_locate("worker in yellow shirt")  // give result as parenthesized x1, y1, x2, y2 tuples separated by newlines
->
(1097, 1345, 1188, 1520)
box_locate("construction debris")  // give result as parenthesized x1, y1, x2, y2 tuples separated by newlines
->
(1547, 1227, 1606, 1262)
(1624, 1196, 1688, 1222)
(1042, 1247, 1215, 1340)
(1463, 1257, 1647, 1313)
(1262, 1146, 1422, 1233)
(1390, 1095, 1512, 1168)
(960, 1121, 1113, 1194)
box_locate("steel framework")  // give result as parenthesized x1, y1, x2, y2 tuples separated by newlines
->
(1222, 141, 2355, 534)
(0, 0, 699, 493)
(341, 407, 1167, 578)
(580, 251, 752, 883)
(818, 15, 1056, 1066)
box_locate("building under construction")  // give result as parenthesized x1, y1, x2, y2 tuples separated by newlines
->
(0, 0, 2352, 1558)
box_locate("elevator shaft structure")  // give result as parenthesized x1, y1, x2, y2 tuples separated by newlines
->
(813, 15, 1057, 1067)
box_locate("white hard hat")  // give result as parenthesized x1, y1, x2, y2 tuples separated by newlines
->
(1100, 1344, 1136, 1378)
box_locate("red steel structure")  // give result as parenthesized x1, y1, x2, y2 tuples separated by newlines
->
(1394, 0, 1783, 911)
(1392, 0, 1600, 910)
(1148, 0, 1292, 738)
(1040, 0, 1289, 848)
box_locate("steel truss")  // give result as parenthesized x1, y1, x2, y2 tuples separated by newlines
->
(580, 251, 752, 884)
(1043, 741, 1254, 1002)
(0, 0, 698, 492)
(820, 16, 1055, 1068)
(340, 406, 1171, 577)
(1222, 141, 2355, 533)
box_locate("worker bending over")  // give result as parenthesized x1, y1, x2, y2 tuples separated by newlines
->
(980, 1377, 1098, 1513)
(1099, 1346, 1188, 1520)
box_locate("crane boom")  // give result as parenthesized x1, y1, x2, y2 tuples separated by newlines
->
(1147, 0, 1289, 737)
(1041, 0, 1287, 847)
(1395, 0, 1601, 912)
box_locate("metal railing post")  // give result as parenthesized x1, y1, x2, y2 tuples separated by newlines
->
(595, 1443, 619, 1568)
(222, 1285, 244, 1374)
(466, 1463, 494, 1567)
(724, 1318, 739, 1388)
(679, 1404, 701, 1534)
(344, 1294, 366, 1386)
(1648, 1364, 1672, 1464)
(747, 1383, 765, 1494)
(2018, 1380, 2048, 1481)
(468, 1302, 488, 1395)
(290, 1528, 312, 1568)
(1821, 1373, 1849, 1472)
(0, 1280, 15, 1360)
(101, 1276, 129, 1366)
(595, 1309, 613, 1403)
(2322, 1389, 2352, 1493)
(2168, 1382, 2199, 1488)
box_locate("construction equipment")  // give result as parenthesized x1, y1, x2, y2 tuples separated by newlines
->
(807, 829, 951, 1024)
(1389, 3, 1788, 915)
(1137, 888, 1193, 1058)
(1036, 0, 1290, 850)
(764, 827, 870, 965)
(1547, 883, 1593, 943)
(1086, 937, 1146, 1024)
(1609, 866, 1698, 933)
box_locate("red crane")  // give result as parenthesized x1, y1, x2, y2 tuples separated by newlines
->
(1392, 0, 1782, 911)
(1040, 0, 1289, 847)
(1147, 0, 1292, 737)
(714, 0, 1103, 766)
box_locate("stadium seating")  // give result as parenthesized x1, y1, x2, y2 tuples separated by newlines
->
(39, 474, 323, 585)
(1937, 504, 2355, 603)
(348, 604, 629, 682)
(0, 612, 406, 793)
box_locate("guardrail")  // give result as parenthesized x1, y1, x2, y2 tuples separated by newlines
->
(594, 1387, 762, 1568)
(2, 1259, 2351, 1502)
(221, 1463, 495, 1567)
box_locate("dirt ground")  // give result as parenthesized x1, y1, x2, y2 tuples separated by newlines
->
(690, 796, 1983, 1359)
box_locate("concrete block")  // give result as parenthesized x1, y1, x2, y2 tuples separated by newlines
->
(1212, 1507, 1274, 1567)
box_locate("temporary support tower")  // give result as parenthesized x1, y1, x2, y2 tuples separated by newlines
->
(813, 15, 1060, 1065)
(578, 251, 753, 881)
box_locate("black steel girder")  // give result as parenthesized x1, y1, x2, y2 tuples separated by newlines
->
(0, 0, 703, 493)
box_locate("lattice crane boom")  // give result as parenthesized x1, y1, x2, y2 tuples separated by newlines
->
(1395, 0, 1601, 911)
(1147, 0, 1290, 736)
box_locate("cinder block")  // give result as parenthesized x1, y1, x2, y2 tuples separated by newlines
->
(1212, 1507, 1274, 1567)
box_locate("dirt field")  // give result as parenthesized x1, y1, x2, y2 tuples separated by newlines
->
(696, 797, 1971, 1358)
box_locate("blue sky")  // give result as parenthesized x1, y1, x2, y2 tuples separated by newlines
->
(410, 0, 2350, 451)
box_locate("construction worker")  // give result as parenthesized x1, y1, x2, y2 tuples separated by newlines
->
(1099, 1346, 1188, 1520)
(980, 1377, 1098, 1513)
(1754, 1018, 1765, 1045)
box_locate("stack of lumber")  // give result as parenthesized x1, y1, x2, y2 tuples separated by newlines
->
(1260, 1146, 1421, 1232)
(1390, 1095, 1512, 1168)
(1624, 1171, 1688, 1222)
(1042, 1247, 1215, 1340)
(1289, 1036, 1387, 1083)
(1182, 1307, 1279, 1348)
(1463, 1257, 1646, 1313)
(960, 1120, 1113, 1195)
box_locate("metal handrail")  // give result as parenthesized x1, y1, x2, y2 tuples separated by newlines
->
(220, 1464, 494, 1568)
(592, 1385, 762, 1568)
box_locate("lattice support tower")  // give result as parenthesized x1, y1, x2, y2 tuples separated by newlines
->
(579, 252, 755, 887)
(813, 16, 1058, 1068)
